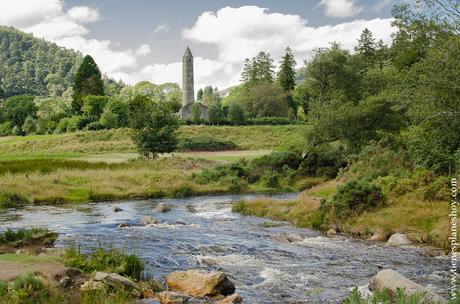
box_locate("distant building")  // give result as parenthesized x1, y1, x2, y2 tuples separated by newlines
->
(179, 47, 207, 119)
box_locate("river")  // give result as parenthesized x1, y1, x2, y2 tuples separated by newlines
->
(0, 194, 449, 303)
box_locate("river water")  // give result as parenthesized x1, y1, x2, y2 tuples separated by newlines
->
(0, 194, 449, 303)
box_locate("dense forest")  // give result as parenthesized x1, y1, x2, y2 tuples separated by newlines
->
(0, 26, 82, 98)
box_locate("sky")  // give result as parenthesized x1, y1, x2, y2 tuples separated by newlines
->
(0, 0, 401, 90)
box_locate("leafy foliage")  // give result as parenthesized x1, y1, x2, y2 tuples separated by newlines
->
(129, 94, 179, 158)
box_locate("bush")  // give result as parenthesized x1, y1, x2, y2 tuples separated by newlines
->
(252, 151, 302, 172)
(331, 180, 385, 218)
(300, 144, 346, 178)
(0, 281, 8, 297)
(65, 247, 144, 280)
(0, 192, 29, 209)
(177, 137, 238, 152)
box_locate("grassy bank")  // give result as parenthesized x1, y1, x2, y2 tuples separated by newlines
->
(0, 125, 307, 161)
(233, 179, 452, 249)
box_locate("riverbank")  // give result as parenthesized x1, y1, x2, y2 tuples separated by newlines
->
(232, 179, 451, 250)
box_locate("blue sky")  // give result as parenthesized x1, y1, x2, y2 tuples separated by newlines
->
(1, 0, 399, 89)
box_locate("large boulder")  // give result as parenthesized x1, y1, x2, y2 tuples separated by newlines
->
(155, 203, 172, 213)
(93, 272, 139, 296)
(369, 269, 447, 303)
(157, 291, 189, 304)
(386, 233, 412, 246)
(166, 269, 235, 297)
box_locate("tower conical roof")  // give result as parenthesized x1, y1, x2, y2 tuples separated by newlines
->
(183, 46, 193, 58)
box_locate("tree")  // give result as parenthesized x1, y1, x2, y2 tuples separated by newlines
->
(106, 98, 129, 127)
(228, 102, 247, 125)
(306, 43, 361, 104)
(355, 28, 377, 65)
(197, 88, 203, 101)
(1, 95, 37, 128)
(277, 47, 297, 115)
(21, 115, 36, 134)
(99, 108, 119, 129)
(191, 103, 202, 124)
(81, 95, 108, 121)
(129, 95, 179, 158)
(241, 51, 275, 86)
(238, 82, 289, 118)
(208, 100, 224, 125)
(72, 55, 104, 113)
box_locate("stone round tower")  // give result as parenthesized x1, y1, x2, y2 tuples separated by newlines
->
(182, 46, 194, 107)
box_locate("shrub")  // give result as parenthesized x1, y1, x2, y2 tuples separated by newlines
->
(12, 273, 48, 302)
(264, 172, 280, 188)
(177, 137, 238, 152)
(300, 144, 346, 178)
(0, 281, 8, 297)
(331, 180, 385, 218)
(170, 184, 196, 198)
(0, 192, 29, 209)
(252, 151, 302, 172)
(228, 177, 248, 193)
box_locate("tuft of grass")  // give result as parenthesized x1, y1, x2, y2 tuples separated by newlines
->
(232, 196, 320, 228)
(0, 192, 29, 209)
(0, 228, 50, 245)
(65, 247, 144, 281)
(344, 287, 426, 304)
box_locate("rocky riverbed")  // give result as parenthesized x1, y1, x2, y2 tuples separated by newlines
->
(0, 194, 450, 303)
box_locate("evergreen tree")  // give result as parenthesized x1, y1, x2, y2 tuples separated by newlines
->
(197, 88, 203, 101)
(278, 47, 296, 92)
(355, 28, 377, 65)
(72, 55, 105, 113)
(241, 51, 275, 87)
(277, 47, 297, 115)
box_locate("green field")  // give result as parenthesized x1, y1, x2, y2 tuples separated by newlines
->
(0, 125, 307, 205)
(0, 125, 307, 161)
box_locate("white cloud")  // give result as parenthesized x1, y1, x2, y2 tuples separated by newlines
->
(153, 23, 169, 34)
(0, 0, 61, 28)
(319, 0, 363, 18)
(67, 6, 101, 23)
(135, 44, 152, 56)
(182, 6, 395, 88)
(0, 2, 396, 91)
(0, 0, 138, 76)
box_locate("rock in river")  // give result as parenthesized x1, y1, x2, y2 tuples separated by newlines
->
(216, 293, 243, 304)
(386, 233, 412, 246)
(93, 271, 139, 296)
(166, 269, 235, 297)
(142, 216, 161, 226)
(369, 269, 447, 303)
(155, 202, 171, 213)
(157, 291, 189, 304)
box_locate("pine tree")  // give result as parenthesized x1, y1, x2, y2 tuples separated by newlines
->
(241, 51, 275, 86)
(72, 55, 104, 113)
(277, 47, 296, 92)
(277, 47, 297, 116)
(355, 28, 377, 65)
(197, 88, 203, 101)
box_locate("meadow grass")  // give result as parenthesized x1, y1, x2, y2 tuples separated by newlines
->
(0, 125, 307, 161)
